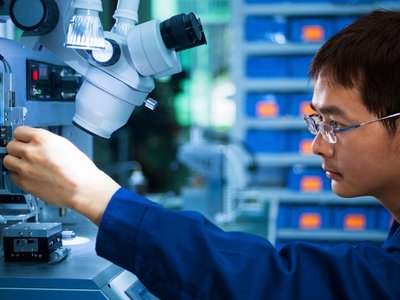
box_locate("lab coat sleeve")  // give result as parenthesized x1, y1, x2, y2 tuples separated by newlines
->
(96, 187, 400, 300)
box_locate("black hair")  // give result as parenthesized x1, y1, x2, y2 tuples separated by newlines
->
(309, 10, 400, 135)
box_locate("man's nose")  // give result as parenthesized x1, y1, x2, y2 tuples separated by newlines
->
(311, 132, 334, 158)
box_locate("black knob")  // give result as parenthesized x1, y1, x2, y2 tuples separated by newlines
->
(9, 0, 59, 35)
(160, 12, 207, 52)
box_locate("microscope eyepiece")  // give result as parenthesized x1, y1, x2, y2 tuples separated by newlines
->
(9, 0, 59, 35)
(160, 12, 207, 52)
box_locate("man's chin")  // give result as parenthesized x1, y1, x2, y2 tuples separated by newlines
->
(331, 183, 360, 198)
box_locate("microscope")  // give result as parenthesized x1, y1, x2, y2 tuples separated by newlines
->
(0, 0, 206, 298)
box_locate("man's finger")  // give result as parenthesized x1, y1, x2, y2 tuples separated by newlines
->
(6, 140, 32, 159)
(12, 126, 40, 143)
(3, 153, 27, 173)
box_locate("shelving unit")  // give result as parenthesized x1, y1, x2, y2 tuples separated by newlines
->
(235, 188, 390, 245)
(230, 0, 399, 245)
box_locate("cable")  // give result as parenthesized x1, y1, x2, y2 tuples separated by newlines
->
(0, 54, 11, 73)
(0, 54, 8, 72)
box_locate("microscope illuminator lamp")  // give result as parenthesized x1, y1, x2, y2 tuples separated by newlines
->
(111, 0, 139, 36)
(64, 0, 106, 50)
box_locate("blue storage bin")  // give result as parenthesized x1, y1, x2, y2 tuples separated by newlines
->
(289, 130, 315, 155)
(332, 206, 375, 231)
(277, 204, 292, 228)
(245, 93, 287, 118)
(277, 204, 331, 230)
(289, 18, 334, 43)
(288, 55, 313, 78)
(245, 16, 288, 43)
(291, 205, 331, 230)
(375, 207, 394, 230)
(246, 56, 288, 78)
(245, 130, 288, 153)
(334, 17, 359, 33)
(287, 166, 331, 192)
(288, 93, 313, 116)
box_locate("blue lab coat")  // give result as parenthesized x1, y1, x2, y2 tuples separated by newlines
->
(96, 188, 400, 299)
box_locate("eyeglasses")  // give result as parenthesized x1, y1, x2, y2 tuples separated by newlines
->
(304, 112, 400, 144)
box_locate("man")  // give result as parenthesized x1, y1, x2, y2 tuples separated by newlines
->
(3, 9, 400, 299)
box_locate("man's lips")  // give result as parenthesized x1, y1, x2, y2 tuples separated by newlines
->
(324, 169, 343, 181)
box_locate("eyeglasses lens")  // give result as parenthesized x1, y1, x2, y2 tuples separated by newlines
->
(304, 115, 337, 144)
(305, 116, 317, 134)
(320, 122, 336, 143)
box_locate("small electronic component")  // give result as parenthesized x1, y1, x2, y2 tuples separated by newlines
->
(3, 222, 62, 262)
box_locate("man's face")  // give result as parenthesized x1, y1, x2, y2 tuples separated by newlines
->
(311, 75, 400, 214)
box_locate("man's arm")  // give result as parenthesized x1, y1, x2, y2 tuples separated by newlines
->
(98, 187, 400, 300)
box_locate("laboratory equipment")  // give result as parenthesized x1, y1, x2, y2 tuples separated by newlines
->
(0, 36, 85, 225)
(9, 0, 206, 139)
(178, 129, 254, 223)
(3, 222, 62, 262)
(0, 0, 206, 298)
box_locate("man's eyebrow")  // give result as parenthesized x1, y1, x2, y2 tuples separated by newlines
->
(310, 103, 347, 117)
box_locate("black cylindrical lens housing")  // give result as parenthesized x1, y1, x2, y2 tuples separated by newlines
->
(9, 0, 59, 35)
(160, 12, 207, 52)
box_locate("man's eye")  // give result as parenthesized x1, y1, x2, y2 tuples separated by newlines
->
(329, 120, 344, 129)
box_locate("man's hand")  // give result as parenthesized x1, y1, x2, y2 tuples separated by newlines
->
(3, 126, 120, 225)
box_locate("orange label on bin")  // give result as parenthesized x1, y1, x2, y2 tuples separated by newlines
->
(302, 25, 325, 42)
(299, 213, 321, 229)
(344, 214, 366, 230)
(301, 176, 322, 192)
(300, 101, 314, 116)
(256, 101, 278, 118)
(300, 139, 313, 155)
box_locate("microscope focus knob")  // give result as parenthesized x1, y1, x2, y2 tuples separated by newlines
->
(9, 0, 59, 35)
